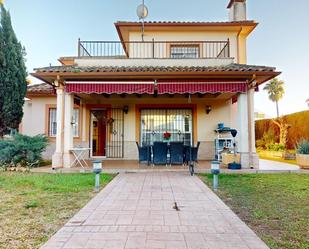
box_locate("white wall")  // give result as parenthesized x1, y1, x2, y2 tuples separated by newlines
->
(22, 97, 56, 136)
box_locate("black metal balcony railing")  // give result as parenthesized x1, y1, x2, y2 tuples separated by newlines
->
(78, 39, 230, 59)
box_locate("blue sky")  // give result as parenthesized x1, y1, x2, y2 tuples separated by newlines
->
(4, 0, 309, 117)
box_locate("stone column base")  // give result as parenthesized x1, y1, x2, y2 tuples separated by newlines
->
(63, 152, 74, 168)
(240, 152, 259, 169)
(52, 152, 63, 169)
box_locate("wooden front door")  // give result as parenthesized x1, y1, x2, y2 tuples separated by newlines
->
(91, 110, 107, 157)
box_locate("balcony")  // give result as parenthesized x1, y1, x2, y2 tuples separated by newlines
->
(76, 39, 233, 67)
(78, 39, 231, 58)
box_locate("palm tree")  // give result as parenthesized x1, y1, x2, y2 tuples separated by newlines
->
(263, 78, 285, 117)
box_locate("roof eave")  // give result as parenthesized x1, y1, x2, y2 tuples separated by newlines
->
(31, 70, 280, 86)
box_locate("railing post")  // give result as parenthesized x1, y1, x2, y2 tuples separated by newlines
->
(78, 38, 81, 57)
(227, 38, 230, 58)
(152, 38, 155, 58)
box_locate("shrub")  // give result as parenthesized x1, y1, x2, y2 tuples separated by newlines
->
(265, 143, 286, 152)
(255, 110, 309, 149)
(296, 140, 309, 155)
(0, 134, 48, 170)
(256, 130, 275, 149)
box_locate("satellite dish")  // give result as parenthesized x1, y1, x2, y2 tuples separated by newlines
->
(136, 3, 148, 20)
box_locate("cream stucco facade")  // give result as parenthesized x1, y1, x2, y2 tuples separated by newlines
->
(24, 0, 280, 169)
(22, 94, 238, 162)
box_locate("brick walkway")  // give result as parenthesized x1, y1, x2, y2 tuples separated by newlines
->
(41, 172, 269, 249)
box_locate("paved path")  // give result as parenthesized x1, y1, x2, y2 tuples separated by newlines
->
(41, 172, 269, 249)
(259, 159, 299, 171)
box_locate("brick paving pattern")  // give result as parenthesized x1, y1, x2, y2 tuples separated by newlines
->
(41, 172, 269, 249)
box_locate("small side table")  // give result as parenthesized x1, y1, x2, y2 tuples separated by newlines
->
(70, 148, 91, 168)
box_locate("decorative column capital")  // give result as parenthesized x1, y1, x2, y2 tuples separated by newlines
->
(55, 87, 64, 96)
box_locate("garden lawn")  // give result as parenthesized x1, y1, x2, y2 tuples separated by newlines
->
(0, 172, 115, 249)
(200, 174, 309, 249)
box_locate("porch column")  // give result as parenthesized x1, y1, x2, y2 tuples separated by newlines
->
(237, 89, 259, 168)
(63, 92, 74, 168)
(247, 86, 259, 167)
(52, 86, 64, 168)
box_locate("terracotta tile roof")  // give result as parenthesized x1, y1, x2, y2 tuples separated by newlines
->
(34, 64, 276, 74)
(27, 83, 55, 94)
(115, 20, 256, 26)
(115, 20, 258, 27)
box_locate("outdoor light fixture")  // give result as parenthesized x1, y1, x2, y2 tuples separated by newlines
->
(123, 105, 129, 114)
(92, 160, 102, 192)
(211, 161, 220, 191)
(205, 105, 212, 114)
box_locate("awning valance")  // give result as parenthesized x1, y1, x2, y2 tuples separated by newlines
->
(65, 81, 247, 95)
(156, 81, 247, 94)
(65, 81, 155, 94)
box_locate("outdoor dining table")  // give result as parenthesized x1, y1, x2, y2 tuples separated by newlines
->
(145, 143, 191, 165)
(70, 147, 91, 168)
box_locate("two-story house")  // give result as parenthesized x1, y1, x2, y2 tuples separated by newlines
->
(22, 0, 280, 169)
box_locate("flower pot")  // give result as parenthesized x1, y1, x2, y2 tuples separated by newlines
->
(296, 154, 309, 169)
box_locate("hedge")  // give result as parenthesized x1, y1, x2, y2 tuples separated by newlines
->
(255, 110, 309, 149)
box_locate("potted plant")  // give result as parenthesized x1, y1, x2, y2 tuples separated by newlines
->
(163, 132, 171, 141)
(296, 139, 309, 169)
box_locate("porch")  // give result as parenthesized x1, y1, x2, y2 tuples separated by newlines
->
(30, 62, 281, 169)
(47, 80, 257, 169)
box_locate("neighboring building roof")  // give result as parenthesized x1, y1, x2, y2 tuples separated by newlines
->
(27, 83, 55, 95)
(34, 64, 276, 74)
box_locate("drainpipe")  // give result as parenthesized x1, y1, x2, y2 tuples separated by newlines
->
(236, 28, 242, 64)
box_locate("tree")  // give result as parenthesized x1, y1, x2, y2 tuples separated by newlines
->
(263, 78, 285, 118)
(272, 117, 290, 147)
(0, 2, 27, 137)
(263, 78, 290, 148)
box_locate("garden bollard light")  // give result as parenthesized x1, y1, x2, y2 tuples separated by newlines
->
(211, 161, 220, 191)
(92, 160, 102, 192)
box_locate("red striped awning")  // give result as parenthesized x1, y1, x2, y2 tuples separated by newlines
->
(157, 81, 247, 94)
(65, 81, 155, 94)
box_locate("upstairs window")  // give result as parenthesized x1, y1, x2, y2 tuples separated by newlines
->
(170, 45, 200, 59)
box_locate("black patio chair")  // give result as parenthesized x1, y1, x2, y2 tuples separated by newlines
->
(169, 142, 185, 165)
(152, 142, 168, 165)
(185, 141, 200, 164)
(136, 142, 151, 165)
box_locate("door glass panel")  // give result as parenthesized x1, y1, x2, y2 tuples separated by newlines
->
(140, 109, 193, 146)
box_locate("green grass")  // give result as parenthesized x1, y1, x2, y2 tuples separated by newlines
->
(200, 174, 309, 249)
(0, 172, 115, 249)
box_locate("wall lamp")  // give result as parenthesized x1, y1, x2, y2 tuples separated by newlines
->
(123, 105, 129, 114)
(205, 105, 212, 115)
